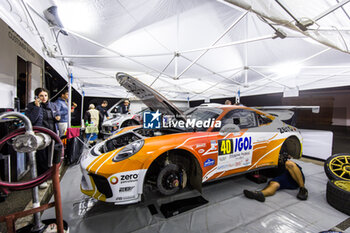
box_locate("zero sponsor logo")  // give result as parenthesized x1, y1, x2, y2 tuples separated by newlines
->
(121, 173, 138, 184)
(198, 149, 205, 154)
(110, 176, 118, 185)
(204, 158, 215, 167)
(119, 186, 135, 192)
(278, 126, 296, 134)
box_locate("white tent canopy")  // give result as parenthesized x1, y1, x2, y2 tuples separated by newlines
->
(1, 0, 350, 100)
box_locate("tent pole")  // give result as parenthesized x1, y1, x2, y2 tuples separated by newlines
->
(244, 16, 248, 87)
(180, 55, 242, 85)
(68, 74, 72, 128)
(55, 27, 173, 79)
(249, 47, 331, 86)
(52, 35, 274, 59)
(298, 69, 350, 87)
(81, 91, 85, 127)
(150, 56, 176, 86)
(53, 53, 172, 59)
(250, 65, 350, 69)
(176, 11, 248, 79)
(313, 0, 350, 22)
(249, 67, 292, 88)
(179, 35, 274, 54)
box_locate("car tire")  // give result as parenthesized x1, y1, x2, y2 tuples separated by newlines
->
(157, 164, 185, 196)
(324, 153, 350, 181)
(326, 180, 350, 215)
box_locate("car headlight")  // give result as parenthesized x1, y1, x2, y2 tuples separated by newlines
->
(112, 140, 144, 162)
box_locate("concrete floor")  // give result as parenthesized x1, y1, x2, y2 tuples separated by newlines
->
(40, 159, 350, 233)
(0, 129, 349, 232)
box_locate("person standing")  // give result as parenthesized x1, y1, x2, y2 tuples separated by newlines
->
(84, 104, 101, 145)
(55, 89, 69, 137)
(97, 100, 109, 121)
(225, 99, 232, 105)
(70, 102, 79, 126)
(119, 99, 130, 114)
(25, 87, 60, 188)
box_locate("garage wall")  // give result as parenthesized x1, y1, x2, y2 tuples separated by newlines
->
(332, 93, 350, 126)
(206, 86, 350, 128)
(0, 18, 43, 108)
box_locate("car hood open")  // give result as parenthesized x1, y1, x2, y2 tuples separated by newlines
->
(116, 72, 184, 120)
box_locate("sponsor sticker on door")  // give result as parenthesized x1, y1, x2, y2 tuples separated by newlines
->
(217, 136, 253, 172)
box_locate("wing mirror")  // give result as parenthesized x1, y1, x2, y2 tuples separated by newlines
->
(233, 117, 240, 125)
(219, 124, 240, 136)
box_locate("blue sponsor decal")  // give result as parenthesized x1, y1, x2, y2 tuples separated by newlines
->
(143, 110, 161, 129)
(234, 137, 252, 152)
(204, 158, 215, 167)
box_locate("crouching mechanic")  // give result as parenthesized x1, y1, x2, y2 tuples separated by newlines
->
(243, 158, 308, 202)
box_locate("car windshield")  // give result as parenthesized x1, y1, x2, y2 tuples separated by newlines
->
(185, 107, 223, 131)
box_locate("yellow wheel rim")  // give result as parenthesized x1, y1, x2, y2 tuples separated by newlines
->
(333, 180, 350, 192)
(329, 155, 350, 181)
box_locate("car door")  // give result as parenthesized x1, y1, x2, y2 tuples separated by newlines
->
(204, 109, 262, 181)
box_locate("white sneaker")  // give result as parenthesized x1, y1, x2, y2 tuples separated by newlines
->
(39, 182, 48, 189)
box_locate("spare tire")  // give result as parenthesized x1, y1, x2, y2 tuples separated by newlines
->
(324, 153, 350, 181)
(326, 180, 350, 215)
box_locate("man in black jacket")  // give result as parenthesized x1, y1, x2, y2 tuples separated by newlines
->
(25, 88, 60, 188)
(97, 100, 109, 121)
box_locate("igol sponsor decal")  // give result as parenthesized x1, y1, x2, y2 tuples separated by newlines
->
(234, 137, 252, 152)
(110, 176, 118, 185)
(204, 158, 215, 167)
(119, 186, 135, 192)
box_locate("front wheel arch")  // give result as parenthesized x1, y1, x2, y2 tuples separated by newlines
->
(143, 149, 202, 195)
(278, 136, 302, 166)
(121, 119, 140, 128)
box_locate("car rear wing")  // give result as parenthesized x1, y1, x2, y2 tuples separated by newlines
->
(253, 106, 320, 121)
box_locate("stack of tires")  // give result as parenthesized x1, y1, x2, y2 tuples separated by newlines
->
(324, 153, 350, 215)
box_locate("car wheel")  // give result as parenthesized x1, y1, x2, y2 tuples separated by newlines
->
(157, 164, 186, 196)
(326, 180, 350, 215)
(324, 153, 350, 181)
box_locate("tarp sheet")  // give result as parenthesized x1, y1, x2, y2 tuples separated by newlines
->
(2, 1, 350, 100)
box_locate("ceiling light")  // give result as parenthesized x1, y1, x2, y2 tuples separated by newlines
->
(55, 2, 96, 33)
(43, 5, 67, 35)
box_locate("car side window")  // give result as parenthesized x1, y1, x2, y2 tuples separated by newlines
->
(257, 114, 272, 125)
(214, 109, 258, 131)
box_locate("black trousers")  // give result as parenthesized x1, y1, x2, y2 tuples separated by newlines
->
(35, 148, 49, 176)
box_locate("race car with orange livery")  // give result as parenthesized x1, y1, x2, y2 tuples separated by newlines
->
(80, 73, 302, 205)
